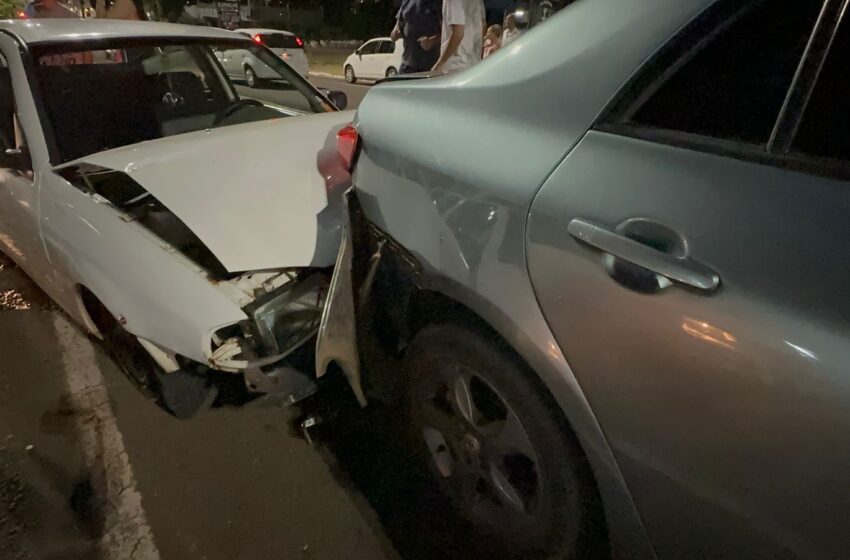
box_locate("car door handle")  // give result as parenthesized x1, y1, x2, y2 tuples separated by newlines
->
(568, 218, 720, 292)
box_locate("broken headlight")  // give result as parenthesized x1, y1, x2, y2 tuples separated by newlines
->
(246, 272, 327, 356)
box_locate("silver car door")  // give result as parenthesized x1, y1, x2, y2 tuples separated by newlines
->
(527, 1, 850, 558)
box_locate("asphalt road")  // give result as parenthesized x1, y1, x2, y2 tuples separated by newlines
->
(235, 76, 372, 111)
(311, 76, 372, 109)
(0, 254, 487, 560)
(0, 257, 399, 560)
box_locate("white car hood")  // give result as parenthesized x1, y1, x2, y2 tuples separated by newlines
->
(70, 111, 353, 273)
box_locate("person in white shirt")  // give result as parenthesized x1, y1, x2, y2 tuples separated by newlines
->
(418, 0, 485, 74)
(501, 14, 522, 46)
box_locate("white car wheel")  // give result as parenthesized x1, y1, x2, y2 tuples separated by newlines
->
(345, 65, 356, 84)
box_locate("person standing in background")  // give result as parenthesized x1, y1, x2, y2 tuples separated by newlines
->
(27, 0, 88, 64)
(95, 0, 145, 20)
(482, 24, 502, 58)
(420, 0, 485, 74)
(25, 0, 77, 18)
(391, 0, 441, 74)
(501, 13, 522, 46)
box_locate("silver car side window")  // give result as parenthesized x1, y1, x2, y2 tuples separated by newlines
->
(607, 0, 825, 147)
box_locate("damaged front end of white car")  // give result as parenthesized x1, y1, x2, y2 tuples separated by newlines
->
(53, 113, 354, 419)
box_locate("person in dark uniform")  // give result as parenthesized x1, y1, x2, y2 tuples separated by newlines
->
(391, 0, 441, 74)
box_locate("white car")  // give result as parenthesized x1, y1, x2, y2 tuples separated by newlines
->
(343, 37, 402, 83)
(217, 28, 310, 84)
(0, 20, 352, 418)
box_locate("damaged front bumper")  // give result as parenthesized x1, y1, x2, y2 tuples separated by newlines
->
(198, 268, 330, 405)
(209, 270, 327, 371)
(177, 189, 387, 409)
(315, 188, 390, 407)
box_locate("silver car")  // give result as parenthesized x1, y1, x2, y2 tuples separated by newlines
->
(216, 28, 310, 86)
(320, 0, 850, 558)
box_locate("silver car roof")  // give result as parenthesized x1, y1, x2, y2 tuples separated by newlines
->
(0, 19, 245, 44)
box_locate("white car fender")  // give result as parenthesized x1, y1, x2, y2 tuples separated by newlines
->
(39, 171, 248, 365)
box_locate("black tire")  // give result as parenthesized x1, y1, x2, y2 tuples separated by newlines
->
(245, 66, 258, 88)
(344, 65, 356, 84)
(385, 66, 398, 78)
(405, 324, 596, 559)
(84, 294, 215, 419)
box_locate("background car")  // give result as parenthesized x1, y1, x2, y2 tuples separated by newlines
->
(0, 20, 350, 419)
(343, 37, 402, 83)
(331, 0, 850, 558)
(217, 27, 310, 84)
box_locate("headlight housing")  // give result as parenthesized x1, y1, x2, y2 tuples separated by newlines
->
(246, 271, 327, 356)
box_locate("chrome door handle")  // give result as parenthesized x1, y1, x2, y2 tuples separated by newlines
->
(568, 218, 720, 292)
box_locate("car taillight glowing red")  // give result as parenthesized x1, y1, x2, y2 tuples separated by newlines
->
(337, 124, 359, 171)
(253, 34, 263, 44)
(295, 36, 304, 47)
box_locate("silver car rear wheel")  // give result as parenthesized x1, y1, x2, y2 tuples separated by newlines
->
(405, 324, 601, 558)
(245, 66, 258, 88)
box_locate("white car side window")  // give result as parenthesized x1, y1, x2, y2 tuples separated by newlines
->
(0, 52, 30, 173)
(0, 53, 16, 151)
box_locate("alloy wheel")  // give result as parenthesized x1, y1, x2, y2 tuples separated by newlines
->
(412, 361, 542, 529)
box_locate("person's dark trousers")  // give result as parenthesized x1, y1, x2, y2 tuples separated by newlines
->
(400, 62, 429, 74)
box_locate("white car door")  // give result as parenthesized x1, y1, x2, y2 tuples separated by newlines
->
(0, 37, 56, 292)
(356, 40, 381, 78)
(375, 40, 396, 76)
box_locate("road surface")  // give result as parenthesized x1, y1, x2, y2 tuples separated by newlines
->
(311, 76, 372, 109)
(0, 254, 482, 560)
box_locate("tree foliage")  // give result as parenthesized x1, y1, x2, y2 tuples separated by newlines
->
(0, 0, 19, 19)
(324, 0, 395, 39)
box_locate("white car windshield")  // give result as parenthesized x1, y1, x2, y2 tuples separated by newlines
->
(31, 38, 332, 164)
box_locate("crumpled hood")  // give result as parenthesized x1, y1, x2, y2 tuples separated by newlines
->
(68, 111, 353, 272)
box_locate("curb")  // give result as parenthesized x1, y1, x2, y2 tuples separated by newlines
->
(309, 71, 346, 80)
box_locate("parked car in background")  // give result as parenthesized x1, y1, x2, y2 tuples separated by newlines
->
(343, 37, 402, 83)
(217, 27, 310, 84)
(321, 0, 850, 558)
(0, 20, 351, 419)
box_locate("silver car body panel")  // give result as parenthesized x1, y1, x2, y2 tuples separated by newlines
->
(352, 0, 717, 557)
(529, 129, 850, 559)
